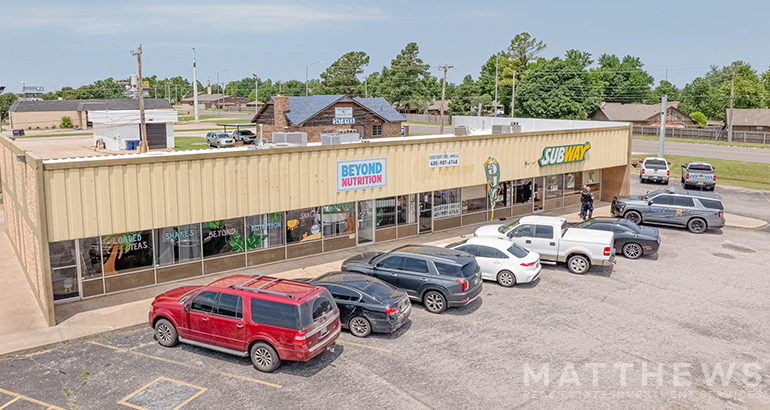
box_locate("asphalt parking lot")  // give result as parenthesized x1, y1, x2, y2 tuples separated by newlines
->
(1, 181, 769, 410)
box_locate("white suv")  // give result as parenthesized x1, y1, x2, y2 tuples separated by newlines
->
(640, 157, 670, 185)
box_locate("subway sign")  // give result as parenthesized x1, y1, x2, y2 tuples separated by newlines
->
(538, 142, 591, 167)
(337, 158, 387, 192)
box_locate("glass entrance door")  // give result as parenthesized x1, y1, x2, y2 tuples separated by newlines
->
(357, 200, 374, 245)
(533, 177, 545, 212)
(419, 192, 433, 234)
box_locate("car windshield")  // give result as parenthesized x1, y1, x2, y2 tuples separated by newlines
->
(298, 289, 335, 329)
(446, 239, 468, 248)
(498, 222, 516, 234)
(240, 130, 255, 135)
(362, 281, 398, 301)
(215, 133, 230, 138)
(640, 189, 668, 200)
(573, 220, 593, 229)
(645, 159, 667, 169)
(460, 261, 479, 278)
(688, 164, 712, 171)
(507, 244, 529, 258)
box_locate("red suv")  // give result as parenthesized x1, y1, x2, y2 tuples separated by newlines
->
(149, 274, 341, 372)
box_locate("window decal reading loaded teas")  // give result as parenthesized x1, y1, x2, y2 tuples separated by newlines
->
(538, 142, 591, 167)
(202, 218, 245, 258)
(101, 230, 153, 275)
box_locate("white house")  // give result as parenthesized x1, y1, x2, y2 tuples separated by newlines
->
(91, 108, 177, 151)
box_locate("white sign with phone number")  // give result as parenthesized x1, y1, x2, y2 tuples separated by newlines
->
(428, 152, 460, 168)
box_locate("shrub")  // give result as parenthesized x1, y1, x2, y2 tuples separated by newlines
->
(60, 116, 73, 129)
(52, 125, 56, 129)
(690, 111, 707, 128)
(36, 126, 40, 129)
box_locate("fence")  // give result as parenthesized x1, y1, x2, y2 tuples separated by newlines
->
(403, 113, 452, 124)
(633, 125, 770, 145)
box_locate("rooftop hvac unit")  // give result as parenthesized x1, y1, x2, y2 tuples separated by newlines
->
(321, 131, 360, 145)
(272, 132, 307, 145)
(454, 126, 467, 136)
(492, 122, 522, 134)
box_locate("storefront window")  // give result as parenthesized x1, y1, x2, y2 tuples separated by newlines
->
(397, 194, 417, 225)
(433, 188, 461, 219)
(494, 181, 511, 208)
(202, 219, 245, 258)
(545, 174, 564, 199)
(514, 179, 533, 204)
(585, 169, 601, 192)
(322, 203, 356, 238)
(462, 185, 487, 214)
(564, 172, 583, 197)
(286, 207, 321, 243)
(50, 240, 78, 301)
(246, 213, 284, 250)
(156, 224, 202, 266)
(101, 230, 154, 276)
(78, 237, 103, 280)
(376, 197, 397, 229)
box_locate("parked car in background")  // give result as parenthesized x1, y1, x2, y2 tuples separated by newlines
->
(438, 237, 541, 287)
(206, 131, 235, 148)
(304, 272, 411, 337)
(474, 216, 615, 274)
(681, 162, 716, 190)
(149, 274, 340, 373)
(571, 218, 660, 259)
(640, 157, 670, 184)
(341, 245, 483, 314)
(611, 188, 725, 234)
(232, 129, 256, 144)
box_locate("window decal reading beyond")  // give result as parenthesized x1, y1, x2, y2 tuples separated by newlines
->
(538, 142, 591, 167)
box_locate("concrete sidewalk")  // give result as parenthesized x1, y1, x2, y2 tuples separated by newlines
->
(0, 202, 766, 358)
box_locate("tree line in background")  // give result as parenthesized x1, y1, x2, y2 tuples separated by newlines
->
(7, 33, 770, 123)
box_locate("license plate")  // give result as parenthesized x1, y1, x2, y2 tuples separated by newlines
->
(474, 278, 480, 286)
(320, 325, 328, 337)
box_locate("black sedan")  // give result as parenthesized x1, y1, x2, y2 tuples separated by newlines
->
(571, 217, 661, 259)
(306, 272, 411, 337)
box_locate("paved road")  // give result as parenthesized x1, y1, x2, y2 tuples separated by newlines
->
(632, 139, 770, 163)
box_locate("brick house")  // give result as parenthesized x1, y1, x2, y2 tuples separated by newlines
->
(590, 101, 694, 127)
(252, 94, 405, 142)
(726, 108, 770, 132)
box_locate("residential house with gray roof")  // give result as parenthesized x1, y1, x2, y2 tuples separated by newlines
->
(590, 101, 694, 127)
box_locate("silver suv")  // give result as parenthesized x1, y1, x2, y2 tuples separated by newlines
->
(205, 131, 235, 148)
(611, 188, 725, 234)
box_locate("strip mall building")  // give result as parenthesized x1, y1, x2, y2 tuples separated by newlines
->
(0, 117, 631, 325)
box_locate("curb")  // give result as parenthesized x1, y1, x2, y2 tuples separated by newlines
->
(0, 323, 147, 360)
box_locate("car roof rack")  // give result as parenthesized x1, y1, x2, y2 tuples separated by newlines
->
(231, 275, 296, 299)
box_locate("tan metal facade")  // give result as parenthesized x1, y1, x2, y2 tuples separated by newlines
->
(43, 126, 630, 242)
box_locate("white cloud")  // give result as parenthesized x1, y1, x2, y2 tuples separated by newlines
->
(5, 2, 387, 34)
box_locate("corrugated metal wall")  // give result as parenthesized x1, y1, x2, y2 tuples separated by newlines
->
(43, 126, 630, 242)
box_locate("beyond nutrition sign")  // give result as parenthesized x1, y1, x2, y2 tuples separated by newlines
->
(538, 142, 591, 167)
(337, 158, 387, 192)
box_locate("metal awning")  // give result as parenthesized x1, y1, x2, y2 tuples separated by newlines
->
(215, 123, 255, 132)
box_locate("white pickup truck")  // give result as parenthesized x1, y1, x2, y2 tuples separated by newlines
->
(474, 216, 615, 274)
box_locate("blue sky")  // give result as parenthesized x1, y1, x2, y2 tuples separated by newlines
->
(2, 0, 769, 93)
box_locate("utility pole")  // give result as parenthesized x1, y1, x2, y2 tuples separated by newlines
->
(252, 74, 259, 114)
(305, 61, 320, 96)
(192, 48, 199, 122)
(365, 79, 368, 98)
(728, 65, 735, 143)
(658, 94, 667, 158)
(511, 70, 516, 118)
(437, 64, 454, 134)
(131, 44, 149, 153)
(494, 53, 499, 110)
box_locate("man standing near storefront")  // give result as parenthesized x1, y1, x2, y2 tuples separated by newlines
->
(580, 185, 594, 220)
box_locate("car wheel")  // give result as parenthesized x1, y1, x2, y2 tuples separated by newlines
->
(687, 218, 707, 234)
(250, 342, 280, 373)
(622, 242, 643, 259)
(154, 318, 179, 347)
(567, 254, 590, 274)
(348, 316, 372, 338)
(423, 291, 447, 314)
(663, 179, 669, 185)
(497, 270, 516, 287)
(639, 176, 645, 184)
(624, 210, 642, 225)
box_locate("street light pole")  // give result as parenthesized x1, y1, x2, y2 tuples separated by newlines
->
(252, 74, 259, 114)
(437, 64, 454, 135)
(216, 68, 229, 115)
(305, 61, 320, 96)
(192, 48, 199, 122)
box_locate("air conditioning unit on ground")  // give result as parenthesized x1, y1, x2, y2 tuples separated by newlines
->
(272, 132, 307, 145)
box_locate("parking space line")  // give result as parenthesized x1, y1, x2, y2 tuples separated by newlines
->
(117, 376, 207, 410)
(337, 341, 392, 353)
(89, 341, 282, 389)
(0, 387, 65, 410)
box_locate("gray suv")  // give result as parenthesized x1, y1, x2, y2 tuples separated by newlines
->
(611, 188, 725, 234)
(341, 245, 483, 314)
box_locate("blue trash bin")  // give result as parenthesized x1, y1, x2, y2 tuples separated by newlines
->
(125, 140, 140, 150)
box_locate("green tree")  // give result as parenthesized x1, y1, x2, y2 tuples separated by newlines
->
(590, 55, 654, 103)
(379, 42, 434, 112)
(648, 80, 680, 103)
(448, 75, 488, 115)
(319, 51, 370, 95)
(0, 93, 18, 122)
(680, 62, 766, 119)
(60, 116, 73, 129)
(762, 66, 770, 106)
(690, 111, 707, 128)
(517, 50, 602, 119)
